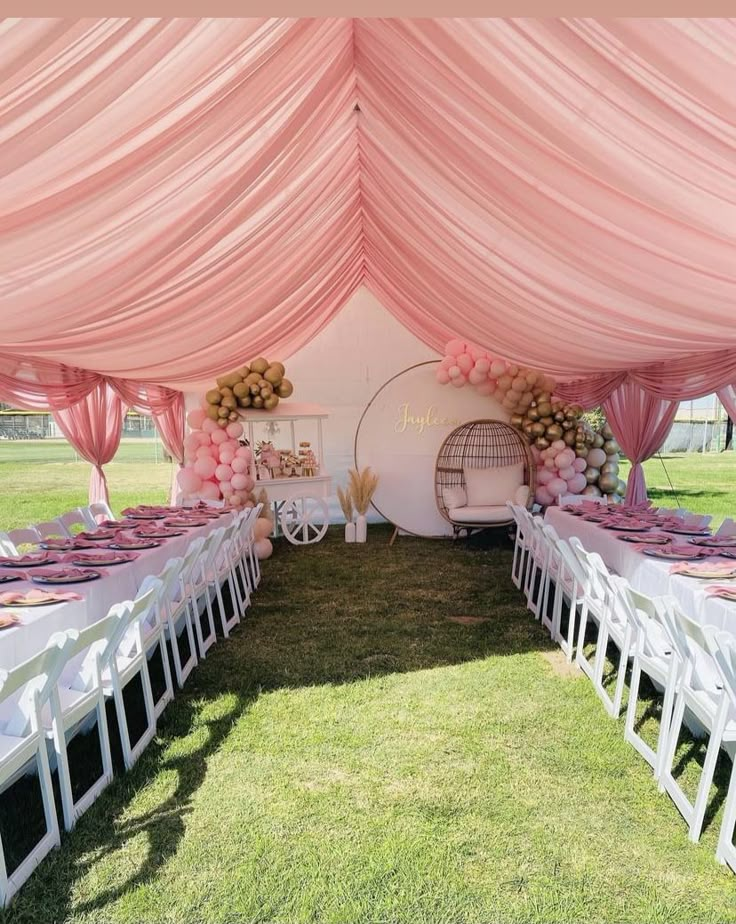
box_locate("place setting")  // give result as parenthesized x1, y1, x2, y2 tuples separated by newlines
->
(642, 545, 707, 562)
(0, 587, 85, 606)
(616, 533, 672, 545)
(0, 551, 57, 568)
(66, 550, 139, 567)
(669, 560, 736, 580)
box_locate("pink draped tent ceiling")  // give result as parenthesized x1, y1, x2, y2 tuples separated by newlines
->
(1, 18, 735, 504)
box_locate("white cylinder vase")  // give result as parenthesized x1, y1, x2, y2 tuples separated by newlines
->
(355, 514, 367, 543)
(345, 521, 356, 543)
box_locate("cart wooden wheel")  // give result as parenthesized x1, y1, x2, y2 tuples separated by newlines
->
(279, 495, 330, 545)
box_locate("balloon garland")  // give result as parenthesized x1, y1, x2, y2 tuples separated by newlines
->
(177, 356, 293, 507)
(436, 340, 626, 507)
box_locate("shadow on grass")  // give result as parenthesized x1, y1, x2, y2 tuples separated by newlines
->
(1, 524, 555, 922)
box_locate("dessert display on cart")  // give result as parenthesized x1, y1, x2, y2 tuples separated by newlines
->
(241, 403, 331, 545)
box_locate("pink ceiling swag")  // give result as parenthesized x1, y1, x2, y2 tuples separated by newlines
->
(0, 19, 735, 500)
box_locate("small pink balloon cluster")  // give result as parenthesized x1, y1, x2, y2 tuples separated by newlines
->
(533, 441, 588, 507)
(177, 407, 257, 508)
(436, 339, 557, 414)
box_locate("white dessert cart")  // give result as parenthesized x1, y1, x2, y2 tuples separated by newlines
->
(237, 402, 331, 545)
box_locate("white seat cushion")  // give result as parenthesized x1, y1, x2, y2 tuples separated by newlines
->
(448, 505, 512, 524)
(442, 486, 467, 509)
(464, 463, 524, 506)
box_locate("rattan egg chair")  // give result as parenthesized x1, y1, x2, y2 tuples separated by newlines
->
(435, 419, 535, 537)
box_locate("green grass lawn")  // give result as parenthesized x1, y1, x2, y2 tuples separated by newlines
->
(620, 452, 736, 526)
(2, 526, 736, 924)
(0, 440, 172, 529)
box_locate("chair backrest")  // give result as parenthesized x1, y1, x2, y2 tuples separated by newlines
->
(58, 509, 89, 535)
(654, 596, 717, 692)
(0, 531, 17, 556)
(87, 501, 114, 524)
(705, 630, 736, 709)
(557, 494, 607, 507)
(568, 537, 609, 603)
(60, 604, 133, 691)
(716, 518, 736, 538)
(0, 631, 76, 736)
(7, 526, 41, 551)
(35, 519, 70, 540)
(117, 584, 163, 657)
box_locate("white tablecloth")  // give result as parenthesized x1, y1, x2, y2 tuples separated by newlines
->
(0, 512, 233, 671)
(544, 508, 736, 632)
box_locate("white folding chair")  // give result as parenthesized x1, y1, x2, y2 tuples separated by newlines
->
(198, 527, 240, 639)
(683, 513, 712, 529)
(506, 502, 532, 592)
(153, 557, 198, 689)
(45, 606, 130, 831)
(180, 536, 217, 659)
(656, 598, 736, 843)
(716, 518, 736, 538)
(570, 539, 619, 705)
(57, 509, 89, 536)
(241, 506, 263, 591)
(6, 528, 40, 552)
(217, 520, 249, 627)
(0, 633, 74, 907)
(104, 586, 160, 770)
(619, 582, 680, 779)
(522, 513, 546, 613)
(0, 533, 17, 557)
(704, 630, 736, 872)
(132, 575, 174, 720)
(34, 520, 70, 541)
(545, 532, 589, 662)
(83, 502, 115, 528)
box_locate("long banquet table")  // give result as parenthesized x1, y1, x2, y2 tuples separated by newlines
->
(544, 507, 736, 632)
(0, 511, 233, 672)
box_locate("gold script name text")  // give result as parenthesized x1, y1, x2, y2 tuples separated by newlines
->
(394, 403, 463, 435)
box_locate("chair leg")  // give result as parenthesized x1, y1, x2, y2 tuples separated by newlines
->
(716, 758, 736, 868)
(152, 634, 174, 719)
(688, 704, 728, 843)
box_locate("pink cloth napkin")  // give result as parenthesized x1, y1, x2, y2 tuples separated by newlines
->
(706, 585, 736, 600)
(31, 566, 102, 580)
(60, 549, 138, 563)
(0, 588, 83, 604)
(0, 552, 51, 565)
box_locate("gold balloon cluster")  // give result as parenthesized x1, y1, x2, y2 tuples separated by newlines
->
(581, 423, 627, 501)
(510, 398, 586, 452)
(204, 357, 294, 426)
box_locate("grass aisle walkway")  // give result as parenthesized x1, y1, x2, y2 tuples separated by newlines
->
(3, 526, 736, 923)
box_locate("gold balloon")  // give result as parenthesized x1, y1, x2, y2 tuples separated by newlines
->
(617, 479, 627, 495)
(553, 411, 565, 423)
(510, 414, 524, 428)
(205, 389, 221, 405)
(530, 422, 546, 438)
(217, 418, 228, 428)
(277, 378, 294, 399)
(537, 401, 552, 417)
(217, 406, 229, 418)
(535, 437, 550, 450)
(264, 394, 280, 410)
(245, 372, 261, 386)
(233, 382, 249, 399)
(228, 411, 238, 422)
(585, 467, 600, 484)
(260, 385, 273, 399)
(238, 394, 252, 408)
(603, 439, 620, 456)
(602, 423, 615, 441)
(220, 396, 237, 410)
(206, 404, 220, 421)
(540, 416, 554, 427)
(545, 424, 563, 441)
(563, 430, 577, 446)
(592, 434, 605, 449)
(252, 395, 264, 409)
(250, 357, 269, 375)
(598, 472, 619, 494)
(264, 366, 283, 386)
(237, 365, 250, 378)
(527, 408, 540, 422)
(222, 372, 243, 389)
(601, 462, 619, 475)
(582, 485, 602, 497)
(575, 447, 589, 458)
(249, 383, 261, 396)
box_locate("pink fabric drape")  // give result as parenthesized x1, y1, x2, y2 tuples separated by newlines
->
(0, 19, 734, 399)
(151, 394, 186, 504)
(717, 386, 736, 424)
(603, 382, 678, 506)
(52, 383, 127, 505)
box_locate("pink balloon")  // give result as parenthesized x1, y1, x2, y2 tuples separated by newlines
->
(567, 473, 588, 494)
(215, 464, 233, 482)
(547, 477, 567, 498)
(573, 457, 587, 473)
(230, 472, 249, 491)
(218, 480, 233, 496)
(202, 419, 218, 434)
(535, 486, 554, 507)
(475, 358, 490, 374)
(544, 458, 557, 470)
(196, 431, 211, 446)
(457, 353, 473, 373)
(236, 446, 254, 462)
(200, 481, 220, 500)
(537, 468, 554, 485)
(243, 475, 255, 492)
(254, 518, 273, 539)
(211, 429, 228, 445)
(448, 365, 462, 379)
(187, 408, 207, 429)
(226, 422, 243, 439)
(196, 445, 213, 459)
(467, 368, 485, 385)
(194, 456, 217, 479)
(558, 466, 575, 481)
(254, 538, 273, 560)
(218, 449, 235, 465)
(436, 368, 451, 385)
(557, 449, 575, 469)
(551, 440, 566, 452)
(177, 468, 202, 494)
(489, 359, 507, 377)
(451, 375, 467, 388)
(475, 381, 496, 396)
(230, 457, 248, 474)
(445, 339, 466, 357)
(184, 448, 197, 463)
(183, 433, 200, 451)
